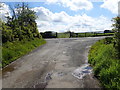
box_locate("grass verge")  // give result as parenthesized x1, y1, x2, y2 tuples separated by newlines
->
(88, 37, 120, 89)
(2, 38, 46, 68)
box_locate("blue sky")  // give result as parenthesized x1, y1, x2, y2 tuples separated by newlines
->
(5, 2, 116, 18)
(0, 0, 119, 32)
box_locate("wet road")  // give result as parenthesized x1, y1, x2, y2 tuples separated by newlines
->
(2, 37, 105, 88)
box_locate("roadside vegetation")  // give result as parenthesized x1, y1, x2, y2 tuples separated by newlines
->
(1, 3, 46, 68)
(2, 39, 46, 67)
(88, 17, 120, 89)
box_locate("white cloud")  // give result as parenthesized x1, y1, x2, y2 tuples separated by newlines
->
(101, 0, 120, 14)
(0, 3, 112, 33)
(0, 3, 11, 21)
(45, 0, 93, 11)
(65, 0, 93, 11)
(32, 7, 53, 21)
(45, 0, 59, 4)
(32, 7, 112, 33)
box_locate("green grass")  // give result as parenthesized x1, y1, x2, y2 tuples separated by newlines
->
(2, 38, 46, 67)
(88, 37, 120, 89)
(77, 33, 114, 37)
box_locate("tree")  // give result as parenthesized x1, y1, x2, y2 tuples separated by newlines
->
(2, 21, 14, 43)
(112, 17, 120, 58)
(3, 3, 41, 43)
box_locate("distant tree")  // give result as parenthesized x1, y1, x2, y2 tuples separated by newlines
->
(112, 17, 120, 58)
(65, 30, 71, 33)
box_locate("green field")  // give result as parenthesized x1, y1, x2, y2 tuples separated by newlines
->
(88, 37, 120, 89)
(2, 38, 46, 67)
(57, 32, 114, 38)
(77, 33, 114, 37)
(57, 33, 70, 38)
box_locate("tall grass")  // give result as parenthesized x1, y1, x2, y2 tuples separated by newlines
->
(88, 37, 120, 89)
(2, 38, 46, 67)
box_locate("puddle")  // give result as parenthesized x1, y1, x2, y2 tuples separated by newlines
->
(72, 64, 92, 79)
(2, 64, 17, 78)
(44, 72, 52, 82)
(34, 72, 52, 88)
(57, 72, 65, 77)
(84, 66, 92, 70)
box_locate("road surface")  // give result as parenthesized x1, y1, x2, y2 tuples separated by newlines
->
(2, 37, 105, 88)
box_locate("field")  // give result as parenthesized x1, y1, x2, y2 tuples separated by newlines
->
(77, 33, 114, 37)
(57, 32, 114, 38)
(57, 33, 70, 38)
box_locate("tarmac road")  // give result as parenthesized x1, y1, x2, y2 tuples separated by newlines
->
(2, 37, 106, 88)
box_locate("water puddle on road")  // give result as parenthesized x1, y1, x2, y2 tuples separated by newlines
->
(44, 72, 53, 82)
(72, 64, 92, 79)
(33, 72, 53, 88)
(2, 64, 18, 78)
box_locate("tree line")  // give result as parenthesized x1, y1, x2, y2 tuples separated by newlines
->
(1, 3, 41, 43)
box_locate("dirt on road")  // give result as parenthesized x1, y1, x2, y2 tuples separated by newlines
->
(2, 37, 105, 88)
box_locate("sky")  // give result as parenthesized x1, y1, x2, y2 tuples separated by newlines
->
(0, 0, 120, 32)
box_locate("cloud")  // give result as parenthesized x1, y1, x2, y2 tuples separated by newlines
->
(32, 7, 112, 33)
(101, 0, 120, 14)
(32, 7, 53, 21)
(45, 0, 59, 4)
(0, 3, 112, 33)
(0, 3, 11, 21)
(45, 0, 93, 11)
(64, 0, 93, 11)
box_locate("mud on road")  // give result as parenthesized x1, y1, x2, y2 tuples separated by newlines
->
(2, 37, 105, 88)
